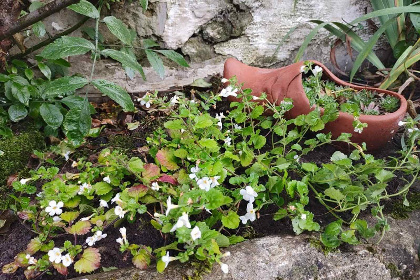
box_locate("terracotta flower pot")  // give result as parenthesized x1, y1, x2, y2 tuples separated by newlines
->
(223, 58, 408, 151)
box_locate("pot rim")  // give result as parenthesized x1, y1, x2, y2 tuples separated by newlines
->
(300, 60, 408, 121)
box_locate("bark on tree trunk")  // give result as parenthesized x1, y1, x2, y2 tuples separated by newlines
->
(0, 0, 23, 69)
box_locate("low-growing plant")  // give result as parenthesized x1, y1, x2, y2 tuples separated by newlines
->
(302, 62, 400, 116)
(2, 79, 419, 278)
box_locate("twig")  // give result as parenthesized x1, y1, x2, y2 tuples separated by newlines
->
(0, 0, 80, 41)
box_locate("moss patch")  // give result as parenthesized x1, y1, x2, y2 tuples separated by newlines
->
(389, 192, 420, 219)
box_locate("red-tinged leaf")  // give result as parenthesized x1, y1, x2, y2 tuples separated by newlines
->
(74, 248, 101, 273)
(142, 163, 160, 181)
(2, 262, 19, 274)
(128, 184, 148, 199)
(157, 175, 178, 185)
(53, 262, 68, 275)
(156, 149, 179, 171)
(26, 238, 42, 254)
(15, 252, 28, 266)
(66, 220, 91, 235)
(24, 268, 41, 279)
(132, 252, 150, 269)
(17, 210, 32, 221)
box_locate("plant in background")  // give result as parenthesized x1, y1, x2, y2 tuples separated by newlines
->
(3, 79, 418, 278)
(290, 1, 420, 90)
(0, 0, 188, 145)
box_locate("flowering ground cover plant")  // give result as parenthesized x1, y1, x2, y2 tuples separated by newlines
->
(2, 80, 419, 279)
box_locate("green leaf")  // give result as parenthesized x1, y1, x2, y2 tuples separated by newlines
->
(60, 211, 80, 223)
(40, 103, 63, 129)
(61, 95, 96, 113)
(198, 138, 219, 152)
(253, 135, 266, 149)
(350, 219, 376, 239)
(146, 50, 165, 79)
(410, 12, 420, 34)
(94, 182, 113, 195)
(43, 76, 88, 98)
(221, 211, 240, 229)
(67, 220, 91, 235)
(143, 39, 159, 49)
(173, 149, 188, 159)
(273, 208, 288, 221)
(215, 234, 230, 247)
(63, 99, 91, 145)
(68, 0, 99, 19)
(140, 0, 148, 11)
(375, 169, 395, 183)
(74, 248, 101, 273)
(302, 162, 318, 172)
(194, 114, 213, 129)
(205, 189, 232, 210)
(128, 157, 144, 173)
(324, 187, 345, 201)
(155, 50, 189, 67)
(26, 238, 42, 254)
(101, 49, 145, 80)
(320, 220, 342, 248)
(32, 21, 46, 38)
(38, 63, 51, 80)
(103, 16, 133, 45)
(228, 235, 245, 245)
(250, 105, 264, 119)
(29, 1, 44, 12)
(91, 79, 135, 112)
(41, 36, 95, 59)
(8, 104, 27, 122)
(132, 250, 151, 269)
(330, 151, 347, 162)
(142, 163, 159, 181)
(164, 119, 184, 130)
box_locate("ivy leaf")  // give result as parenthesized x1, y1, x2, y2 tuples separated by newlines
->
(320, 220, 342, 248)
(221, 211, 240, 229)
(74, 248, 101, 273)
(91, 79, 135, 112)
(140, 0, 148, 11)
(68, 0, 100, 19)
(156, 149, 179, 170)
(41, 36, 95, 59)
(40, 104, 63, 129)
(93, 182, 112, 195)
(146, 50, 165, 79)
(155, 50, 189, 67)
(350, 219, 376, 239)
(42, 76, 88, 98)
(142, 163, 160, 181)
(38, 63, 51, 80)
(67, 220, 91, 235)
(103, 16, 133, 46)
(8, 104, 28, 122)
(340, 230, 359, 245)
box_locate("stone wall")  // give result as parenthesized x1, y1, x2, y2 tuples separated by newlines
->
(14, 0, 378, 92)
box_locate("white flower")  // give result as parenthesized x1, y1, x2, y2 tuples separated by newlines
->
(115, 206, 127, 218)
(294, 155, 300, 163)
(45, 201, 64, 216)
(78, 182, 91, 195)
(63, 151, 70, 161)
(219, 86, 238, 98)
(408, 128, 419, 133)
(162, 252, 176, 268)
(191, 226, 201, 241)
(354, 127, 363, 134)
(240, 186, 258, 202)
(252, 96, 260, 100)
(224, 136, 232, 146)
(53, 216, 62, 222)
(26, 254, 37, 265)
(210, 176, 220, 188)
(222, 251, 231, 257)
(189, 166, 200, 180)
(119, 227, 127, 241)
(312, 65, 323, 76)
(71, 161, 78, 168)
(217, 121, 223, 130)
(220, 262, 229, 274)
(300, 65, 307, 73)
(221, 78, 228, 83)
(95, 231, 107, 240)
(61, 254, 72, 267)
(234, 124, 242, 130)
(170, 96, 179, 105)
(166, 196, 179, 216)
(197, 177, 212, 192)
(86, 231, 107, 246)
(301, 213, 307, 220)
(80, 214, 94, 221)
(116, 237, 124, 245)
(398, 121, 407, 126)
(140, 99, 151, 108)
(103, 176, 111, 184)
(47, 248, 62, 264)
(111, 193, 122, 205)
(100, 200, 109, 208)
(239, 202, 257, 224)
(215, 113, 225, 121)
(151, 182, 160, 191)
(51, 22, 64, 31)
(19, 178, 31, 185)
(170, 212, 191, 232)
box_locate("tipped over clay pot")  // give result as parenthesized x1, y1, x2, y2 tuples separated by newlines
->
(223, 58, 407, 151)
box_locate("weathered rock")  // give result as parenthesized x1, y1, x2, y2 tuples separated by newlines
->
(181, 36, 216, 63)
(202, 17, 233, 44)
(70, 211, 420, 280)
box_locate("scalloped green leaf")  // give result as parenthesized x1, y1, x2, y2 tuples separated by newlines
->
(142, 163, 160, 181)
(156, 149, 179, 171)
(26, 238, 42, 254)
(93, 182, 112, 195)
(60, 211, 80, 223)
(74, 248, 101, 273)
(67, 220, 91, 235)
